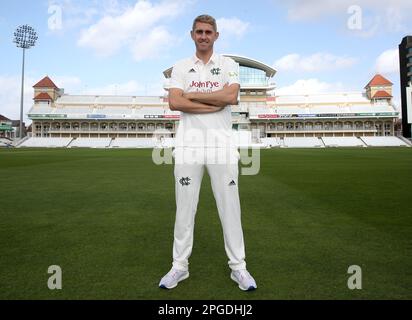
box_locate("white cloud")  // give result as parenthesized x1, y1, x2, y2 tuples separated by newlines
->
(375, 49, 399, 75)
(282, 0, 345, 21)
(0, 75, 35, 123)
(77, 0, 186, 60)
(131, 26, 177, 62)
(214, 17, 250, 52)
(47, 0, 99, 32)
(47, 0, 128, 32)
(275, 78, 345, 95)
(52, 76, 82, 91)
(277, 0, 412, 35)
(274, 52, 357, 72)
(217, 18, 250, 39)
(280, 0, 412, 20)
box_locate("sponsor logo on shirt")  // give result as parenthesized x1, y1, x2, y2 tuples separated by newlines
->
(190, 80, 220, 89)
(188, 68, 196, 73)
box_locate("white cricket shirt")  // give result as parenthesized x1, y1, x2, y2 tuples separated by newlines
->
(169, 53, 240, 148)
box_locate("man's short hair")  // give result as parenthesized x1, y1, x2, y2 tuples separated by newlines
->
(192, 14, 217, 32)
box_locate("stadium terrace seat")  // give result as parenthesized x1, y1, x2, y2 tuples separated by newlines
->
(283, 137, 324, 148)
(322, 137, 366, 147)
(18, 137, 73, 148)
(261, 138, 280, 148)
(360, 136, 410, 147)
(111, 138, 158, 149)
(68, 138, 112, 148)
(0, 138, 14, 147)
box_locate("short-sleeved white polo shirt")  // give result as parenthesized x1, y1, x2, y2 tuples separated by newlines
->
(169, 53, 240, 148)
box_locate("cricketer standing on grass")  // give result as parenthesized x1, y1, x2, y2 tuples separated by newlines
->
(159, 14, 257, 291)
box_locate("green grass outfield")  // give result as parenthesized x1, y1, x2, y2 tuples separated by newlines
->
(0, 147, 411, 300)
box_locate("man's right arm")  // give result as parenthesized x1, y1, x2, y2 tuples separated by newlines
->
(169, 88, 223, 114)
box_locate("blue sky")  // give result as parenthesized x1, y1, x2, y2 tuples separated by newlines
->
(0, 0, 411, 122)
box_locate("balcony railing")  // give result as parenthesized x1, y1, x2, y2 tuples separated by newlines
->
(47, 128, 175, 133)
(264, 128, 378, 133)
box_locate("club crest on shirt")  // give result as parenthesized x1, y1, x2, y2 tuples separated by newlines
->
(210, 68, 221, 76)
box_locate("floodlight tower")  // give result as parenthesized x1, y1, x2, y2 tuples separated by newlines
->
(13, 25, 38, 139)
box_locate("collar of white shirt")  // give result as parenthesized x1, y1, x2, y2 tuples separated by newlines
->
(192, 53, 218, 66)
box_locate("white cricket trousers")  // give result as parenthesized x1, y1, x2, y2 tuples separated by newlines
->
(171, 147, 247, 272)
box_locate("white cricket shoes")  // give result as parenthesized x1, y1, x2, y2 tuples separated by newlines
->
(159, 268, 189, 289)
(230, 269, 257, 291)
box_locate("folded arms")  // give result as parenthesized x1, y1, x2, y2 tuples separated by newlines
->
(169, 83, 240, 114)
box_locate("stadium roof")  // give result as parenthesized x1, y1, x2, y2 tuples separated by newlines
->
(372, 90, 393, 98)
(275, 92, 371, 104)
(365, 74, 393, 88)
(162, 54, 277, 78)
(33, 76, 59, 89)
(223, 54, 277, 77)
(56, 95, 165, 105)
(27, 98, 397, 119)
(34, 92, 53, 101)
